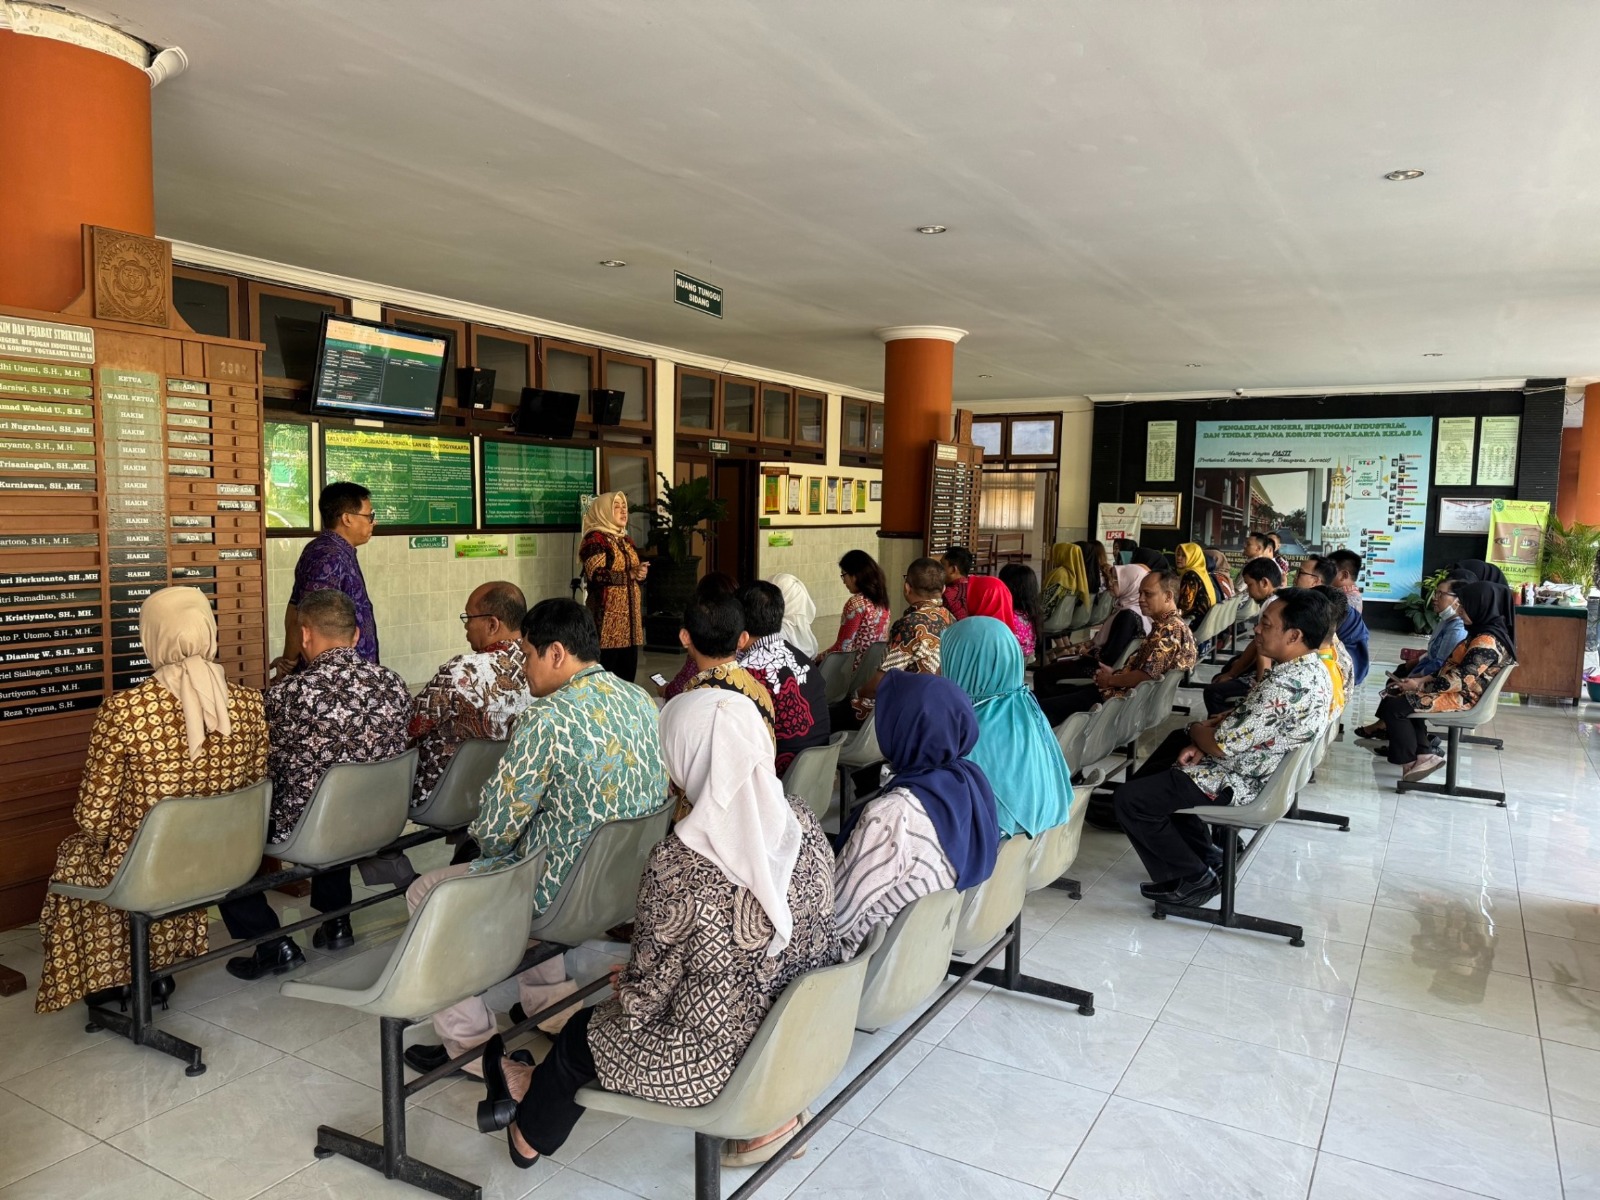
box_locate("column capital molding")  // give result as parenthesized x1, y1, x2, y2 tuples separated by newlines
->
(0, 3, 146, 69)
(874, 325, 968, 345)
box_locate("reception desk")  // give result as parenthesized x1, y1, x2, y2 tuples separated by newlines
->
(1506, 605, 1586, 704)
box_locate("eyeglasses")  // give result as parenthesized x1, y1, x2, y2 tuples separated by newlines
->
(460, 612, 494, 625)
(351, 511, 377, 523)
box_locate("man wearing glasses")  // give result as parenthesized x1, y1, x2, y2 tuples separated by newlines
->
(274, 481, 380, 675)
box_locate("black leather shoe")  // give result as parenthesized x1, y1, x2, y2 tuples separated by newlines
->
(312, 916, 354, 951)
(225, 936, 306, 981)
(1149, 869, 1222, 908)
(1139, 878, 1181, 899)
(84, 984, 131, 1011)
(405, 1040, 532, 1078)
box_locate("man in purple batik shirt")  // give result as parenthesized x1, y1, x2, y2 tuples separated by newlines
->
(275, 481, 380, 674)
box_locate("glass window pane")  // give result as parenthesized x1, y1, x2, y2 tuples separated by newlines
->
(796, 393, 825, 444)
(723, 381, 756, 434)
(605, 360, 649, 423)
(393, 318, 458, 397)
(1010, 418, 1057, 456)
(762, 387, 791, 440)
(606, 452, 652, 544)
(843, 401, 868, 448)
(174, 276, 231, 338)
(972, 420, 1003, 458)
(546, 348, 591, 398)
(680, 373, 715, 430)
(868, 404, 885, 452)
(259, 294, 334, 382)
(476, 335, 529, 407)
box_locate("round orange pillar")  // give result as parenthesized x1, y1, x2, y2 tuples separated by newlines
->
(0, 29, 154, 313)
(876, 326, 967, 537)
(1577, 384, 1600, 525)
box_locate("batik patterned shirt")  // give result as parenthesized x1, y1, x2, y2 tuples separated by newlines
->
(408, 640, 533, 805)
(853, 599, 954, 719)
(683, 661, 777, 745)
(290, 532, 379, 664)
(263, 646, 411, 842)
(1181, 651, 1332, 807)
(469, 663, 668, 910)
(1108, 610, 1198, 699)
(738, 634, 829, 774)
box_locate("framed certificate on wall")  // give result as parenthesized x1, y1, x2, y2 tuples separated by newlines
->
(1136, 491, 1182, 530)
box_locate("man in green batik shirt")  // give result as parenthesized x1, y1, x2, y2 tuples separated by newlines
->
(403, 598, 668, 1076)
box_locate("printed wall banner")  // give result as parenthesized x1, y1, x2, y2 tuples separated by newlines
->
(787, 476, 802, 514)
(1485, 498, 1550, 587)
(763, 474, 781, 514)
(1192, 417, 1432, 600)
(1095, 502, 1142, 546)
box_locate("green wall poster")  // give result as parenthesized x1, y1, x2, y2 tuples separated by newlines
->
(1485, 498, 1550, 588)
(482, 441, 596, 527)
(264, 421, 312, 529)
(322, 428, 473, 526)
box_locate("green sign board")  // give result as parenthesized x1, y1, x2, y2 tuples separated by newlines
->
(408, 535, 449, 550)
(482, 441, 596, 527)
(707, 437, 731, 454)
(673, 271, 723, 319)
(0, 359, 91, 381)
(323, 428, 473, 526)
(455, 534, 510, 559)
(264, 422, 313, 529)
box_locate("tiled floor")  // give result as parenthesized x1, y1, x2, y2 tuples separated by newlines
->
(2, 632, 1599, 1199)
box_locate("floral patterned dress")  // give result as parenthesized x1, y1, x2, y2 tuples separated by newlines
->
(580, 531, 644, 651)
(822, 593, 890, 675)
(1408, 634, 1510, 715)
(586, 797, 840, 1106)
(36, 682, 268, 1012)
(408, 640, 533, 805)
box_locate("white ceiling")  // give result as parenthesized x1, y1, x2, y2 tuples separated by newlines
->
(90, 0, 1600, 400)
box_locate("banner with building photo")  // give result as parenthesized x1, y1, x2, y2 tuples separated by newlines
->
(1484, 498, 1549, 588)
(1192, 417, 1432, 600)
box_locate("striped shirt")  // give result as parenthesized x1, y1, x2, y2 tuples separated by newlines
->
(833, 786, 957, 955)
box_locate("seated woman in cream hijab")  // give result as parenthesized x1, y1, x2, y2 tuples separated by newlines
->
(35, 586, 269, 1014)
(479, 688, 841, 1170)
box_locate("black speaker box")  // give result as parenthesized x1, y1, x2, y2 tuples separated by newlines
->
(591, 388, 626, 426)
(457, 366, 496, 409)
(514, 387, 581, 438)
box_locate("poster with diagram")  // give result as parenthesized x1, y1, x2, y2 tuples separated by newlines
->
(1192, 417, 1432, 600)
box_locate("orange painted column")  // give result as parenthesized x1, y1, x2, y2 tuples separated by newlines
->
(876, 325, 966, 537)
(1576, 384, 1600, 525)
(0, 29, 154, 313)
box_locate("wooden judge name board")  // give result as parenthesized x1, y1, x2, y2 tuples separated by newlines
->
(925, 440, 984, 557)
(0, 308, 268, 928)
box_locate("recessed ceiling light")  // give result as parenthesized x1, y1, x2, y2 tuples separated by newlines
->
(915, 225, 948, 235)
(1383, 169, 1425, 181)
(597, 259, 627, 268)
(976, 374, 992, 379)
(1422, 351, 1443, 357)
(1185, 363, 1203, 368)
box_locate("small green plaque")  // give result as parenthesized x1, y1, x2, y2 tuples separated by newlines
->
(0, 359, 91, 381)
(708, 437, 731, 454)
(408, 535, 449, 550)
(0, 378, 93, 400)
(673, 271, 723, 319)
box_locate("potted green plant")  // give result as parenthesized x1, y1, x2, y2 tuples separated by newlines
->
(632, 473, 728, 645)
(1541, 518, 1600, 591)
(1395, 568, 1451, 633)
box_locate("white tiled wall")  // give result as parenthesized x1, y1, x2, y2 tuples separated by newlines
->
(756, 528, 929, 649)
(266, 533, 578, 687)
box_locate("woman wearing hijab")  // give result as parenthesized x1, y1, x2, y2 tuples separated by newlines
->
(580, 491, 648, 682)
(1204, 547, 1236, 599)
(35, 587, 268, 1013)
(771, 572, 819, 660)
(1130, 546, 1170, 572)
(1370, 580, 1516, 781)
(967, 573, 1035, 659)
(1448, 558, 1510, 588)
(1042, 543, 1092, 615)
(1174, 542, 1217, 624)
(480, 689, 839, 1169)
(834, 672, 1000, 955)
(941, 618, 1073, 836)
(1033, 562, 1153, 690)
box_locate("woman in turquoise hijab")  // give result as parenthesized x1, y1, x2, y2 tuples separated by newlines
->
(940, 616, 1073, 836)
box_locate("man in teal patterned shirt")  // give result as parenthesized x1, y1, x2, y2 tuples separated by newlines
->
(404, 598, 668, 1076)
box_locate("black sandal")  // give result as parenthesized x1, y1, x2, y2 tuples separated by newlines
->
(477, 1035, 517, 1133)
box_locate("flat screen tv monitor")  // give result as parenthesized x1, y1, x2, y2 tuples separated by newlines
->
(310, 315, 448, 422)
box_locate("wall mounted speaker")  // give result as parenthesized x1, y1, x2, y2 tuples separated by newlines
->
(457, 366, 496, 409)
(591, 388, 625, 426)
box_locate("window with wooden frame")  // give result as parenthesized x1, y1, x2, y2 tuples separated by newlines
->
(384, 308, 466, 407)
(760, 384, 793, 445)
(720, 375, 758, 441)
(244, 280, 349, 393)
(794, 390, 827, 450)
(471, 327, 535, 414)
(973, 413, 1063, 465)
(868, 402, 885, 454)
(676, 367, 719, 435)
(540, 338, 597, 421)
(601, 351, 654, 431)
(173, 266, 241, 339)
(841, 397, 872, 453)
(603, 445, 655, 546)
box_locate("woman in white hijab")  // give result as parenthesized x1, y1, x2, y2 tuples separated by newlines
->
(35, 586, 269, 1013)
(481, 690, 840, 1170)
(770, 572, 819, 659)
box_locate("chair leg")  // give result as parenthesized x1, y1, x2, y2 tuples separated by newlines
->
(960, 917, 1097, 1015)
(1153, 830, 1305, 946)
(84, 912, 206, 1076)
(1397, 726, 1506, 805)
(695, 1131, 724, 1200)
(311, 1017, 482, 1200)
(1461, 734, 1504, 749)
(1048, 876, 1082, 899)
(1285, 799, 1351, 832)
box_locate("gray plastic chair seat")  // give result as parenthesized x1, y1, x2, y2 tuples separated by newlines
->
(783, 732, 848, 821)
(526, 802, 674, 947)
(951, 835, 1032, 957)
(1025, 789, 1091, 892)
(408, 738, 507, 830)
(1176, 739, 1318, 832)
(282, 850, 544, 1021)
(1056, 709, 1094, 774)
(1424, 661, 1516, 729)
(576, 925, 885, 1142)
(50, 780, 272, 917)
(855, 888, 962, 1032)
(819, 653, 854, 705)
(1110, 637, 1144, 671)
(838, 714, 883, 769)
(266, 748, 419, 868)
(1077, 694, 1128, 769)
(849, 641, 889, 692)
(1040, 593, 1077, 637)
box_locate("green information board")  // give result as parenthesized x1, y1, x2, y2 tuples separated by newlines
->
(264, 421, 313, 529)
(483, 441, 596, 527)
(323, 428, 473, 526)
